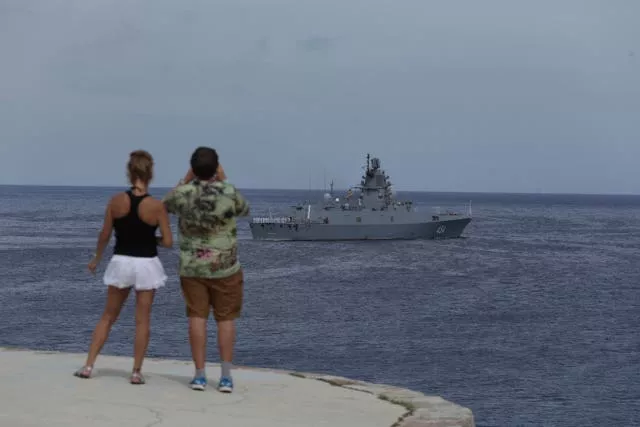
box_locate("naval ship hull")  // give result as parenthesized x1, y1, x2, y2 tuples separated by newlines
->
(249, 217, 471, 241)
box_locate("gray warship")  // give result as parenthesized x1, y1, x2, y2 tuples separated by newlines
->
(249, 154, 472, 241)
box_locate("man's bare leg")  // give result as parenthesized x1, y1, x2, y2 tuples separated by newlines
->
(214, 270, 242, 392)
(217, 319, 235, 392)
(188, 316, 208, 389)
(189, 317, 208, 368)
(217, 319, 235, 364)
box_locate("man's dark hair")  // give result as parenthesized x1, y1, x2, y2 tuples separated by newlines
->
(190, 146, 219, 180)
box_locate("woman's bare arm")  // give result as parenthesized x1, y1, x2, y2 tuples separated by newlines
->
(156, 201, 173, 248)
(95, 199, 114, 259)
(88, 197, 115, 273)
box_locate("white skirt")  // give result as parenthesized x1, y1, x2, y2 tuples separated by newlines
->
(103, 255, 168, 291)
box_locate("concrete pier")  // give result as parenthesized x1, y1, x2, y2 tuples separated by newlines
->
(0, 347, 474, 427)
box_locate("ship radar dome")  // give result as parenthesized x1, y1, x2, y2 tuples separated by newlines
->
(323, 193, 331, 201)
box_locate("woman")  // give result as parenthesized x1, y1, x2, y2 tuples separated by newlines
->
(74, 150, 173, 384)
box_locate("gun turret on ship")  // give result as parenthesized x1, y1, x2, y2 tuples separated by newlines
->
(249, 154, 472, 241)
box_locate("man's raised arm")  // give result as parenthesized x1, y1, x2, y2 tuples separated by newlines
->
(233, 188, 250, 217)
(163, 169, 195, 215)
(214, 165, 248, 216)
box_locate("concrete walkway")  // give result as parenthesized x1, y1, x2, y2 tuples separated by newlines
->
(0, 347, 474, 427)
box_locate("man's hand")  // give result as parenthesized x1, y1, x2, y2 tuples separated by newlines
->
(215, 164, 227, 181)
(183, 168, 195, 184)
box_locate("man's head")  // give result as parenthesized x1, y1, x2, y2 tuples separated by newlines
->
(190, 146, 219, 181)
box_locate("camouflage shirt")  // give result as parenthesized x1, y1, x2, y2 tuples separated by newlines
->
(163, 180, 250, 279)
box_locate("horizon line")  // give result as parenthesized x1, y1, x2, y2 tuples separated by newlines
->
(0, 183, 639, 197)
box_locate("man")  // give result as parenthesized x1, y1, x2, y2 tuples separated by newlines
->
(163, 147, 249, 393)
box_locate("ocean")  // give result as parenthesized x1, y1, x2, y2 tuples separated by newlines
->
(0, 185, 638, 426)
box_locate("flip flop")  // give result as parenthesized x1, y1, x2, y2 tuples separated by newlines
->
(130, 371, 146, 385)
(73, 366, 93, 379)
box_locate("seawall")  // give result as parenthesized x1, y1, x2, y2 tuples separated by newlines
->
(0, 346, 474, 427)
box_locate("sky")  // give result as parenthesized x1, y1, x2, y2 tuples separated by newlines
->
(1, 0, 638, 193)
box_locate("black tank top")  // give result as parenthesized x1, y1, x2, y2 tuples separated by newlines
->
(112, 190, 158, 258)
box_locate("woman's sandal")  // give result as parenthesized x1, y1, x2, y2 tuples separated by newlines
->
(130, 371, 146, 385)
(73, 366, 93, 379)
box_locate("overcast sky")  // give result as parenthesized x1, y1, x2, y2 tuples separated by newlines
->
(1, 0, 638, 193)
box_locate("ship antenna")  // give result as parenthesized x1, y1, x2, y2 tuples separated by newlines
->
(323, 168, 326, 193)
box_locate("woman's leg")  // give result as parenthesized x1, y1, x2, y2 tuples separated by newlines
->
(132, 289, 156, 377)
(83, 286, 131, 369)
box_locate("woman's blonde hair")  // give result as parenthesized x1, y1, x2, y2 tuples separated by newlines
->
(127, 150, 154, 184)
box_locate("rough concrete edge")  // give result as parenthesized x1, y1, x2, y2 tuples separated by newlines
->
(1, 347, 474, 426)
(287, 371, 475, 427)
